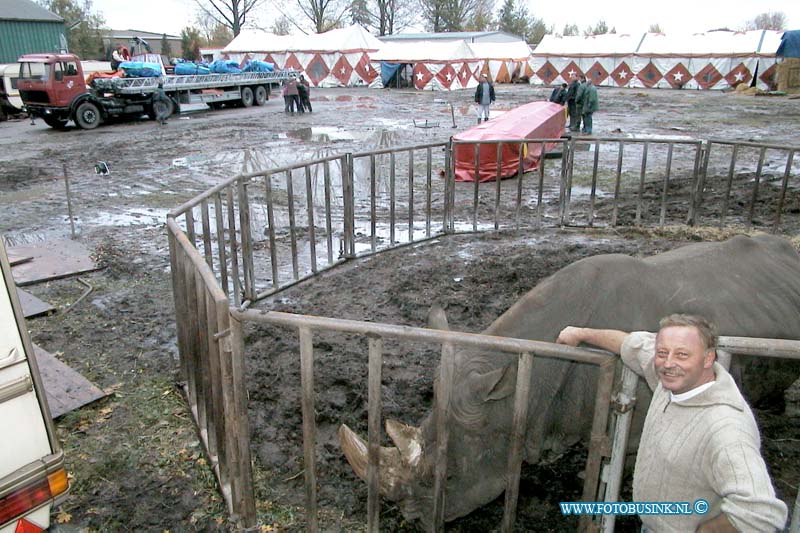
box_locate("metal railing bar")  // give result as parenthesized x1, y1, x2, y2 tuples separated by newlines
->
(426, 147, 432, 238)
(353, 141, 447, 158)
(611, 141, 624, 227)
(390, 152, 396, 246)
(473, 144, 480, 232)
(225, 186, 242, 308)
(635, 141, 649, 227)
(774, 150, 795, 233)
(370, 154, 377, 253)
(237, 180, 256, 301)
(589, 140, 600, 227)
(324, 161, 334, 264)
(201, 199, 214, 269)
(232, 309, 612, 366)
(305, 166, 318, 274)
(213, 195, 229, 297)
(408, 149, 415, 244)
(721, 144, 738, 228)
(264, 174, 279, 288)
(494, 143, 503, 230)
(515, 151, 524, 230)
(536, 141, 546, 228)
(659, 143, 674, 227)
(286, 170, 299, 280)
(687, 143, 702, 225)
(185, 208, 197, 249)
(746, 146, 767, 230)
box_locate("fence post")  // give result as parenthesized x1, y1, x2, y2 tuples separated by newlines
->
(444, 139, 454, 234)
(228, 315, 257, 526)
(600, 364, 640, 533)
(342, 153, 356, 259)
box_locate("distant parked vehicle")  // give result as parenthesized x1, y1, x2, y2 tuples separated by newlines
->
(17, 53, 295, 130)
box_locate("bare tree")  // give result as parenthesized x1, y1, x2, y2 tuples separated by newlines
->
(195, 0, 262, 37)
(744, 11, 787, 31)
(271, 15, 292, 35)
(297, 0, 350, 32)
(349, 0, 416, 35)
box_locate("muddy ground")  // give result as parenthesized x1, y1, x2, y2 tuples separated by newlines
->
(0, 84, 798, 532)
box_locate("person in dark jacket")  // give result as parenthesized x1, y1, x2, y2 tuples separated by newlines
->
(474, 74, 495, 124)
(581, 79, 599, 135)
(549, 83, 567, 104)
(298, 75, 312, 113)
(565, 78, 580, 130)
(286, 78, 302, 115)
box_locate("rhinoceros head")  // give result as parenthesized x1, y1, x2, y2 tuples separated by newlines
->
(339, 306, 523, 525)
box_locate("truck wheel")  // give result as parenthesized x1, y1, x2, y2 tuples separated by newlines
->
(240, 86, 254, 107)
(74, 101, 101, 130)
(149, 94, 174, 122)
(254, 85, 268, 106)
(43, 116, 69, 130)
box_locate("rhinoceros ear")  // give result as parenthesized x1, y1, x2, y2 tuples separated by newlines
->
(475, 365, 516, 402)
(427, 304, 450, 331)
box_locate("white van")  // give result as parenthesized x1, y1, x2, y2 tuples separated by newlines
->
(0, 240, 69, 532)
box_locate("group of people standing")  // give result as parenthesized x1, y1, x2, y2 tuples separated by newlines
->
(549, 75, 598, 135)
(282, 75, 312, 114)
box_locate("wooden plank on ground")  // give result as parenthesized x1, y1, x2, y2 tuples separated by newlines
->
(33, 344, 108, 419)
(16, 287, 56, 318)
(7, 249, 33, 266)
(10, 239, 99, 286)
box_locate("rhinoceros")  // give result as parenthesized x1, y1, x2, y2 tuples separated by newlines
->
(338, 234, 800, 526)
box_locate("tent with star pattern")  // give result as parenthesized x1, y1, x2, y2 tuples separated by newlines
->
(222, 24, 382, 88)
(529, 30, 783, 91)
(368, 40, 483, 90)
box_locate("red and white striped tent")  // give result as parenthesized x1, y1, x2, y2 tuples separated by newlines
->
(529, 30, 783, 91)
(222, 24, 382, 87)
(369, 40, 483, 90)
(470, 41, 534, 83)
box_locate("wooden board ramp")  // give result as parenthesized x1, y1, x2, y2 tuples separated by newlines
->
(17, 287, 56, 318)
(10, 239, 100, 286)
(34, 344, 108, 418)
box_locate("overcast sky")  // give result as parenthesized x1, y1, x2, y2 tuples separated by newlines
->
(91, 0, 799, 38)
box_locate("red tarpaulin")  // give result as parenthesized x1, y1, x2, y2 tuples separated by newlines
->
(453, 101, 566, 182)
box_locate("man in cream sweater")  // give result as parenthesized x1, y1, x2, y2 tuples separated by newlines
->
(557, 314, 787, 532)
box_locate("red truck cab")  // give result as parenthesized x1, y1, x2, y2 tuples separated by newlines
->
(17, 54, 89, 129)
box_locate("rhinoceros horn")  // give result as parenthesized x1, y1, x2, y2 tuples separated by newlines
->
(338, 418, 424, 499)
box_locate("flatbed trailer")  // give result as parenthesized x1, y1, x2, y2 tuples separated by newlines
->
(17, 53, 295, 129)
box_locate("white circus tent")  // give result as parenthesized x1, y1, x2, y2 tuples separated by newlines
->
(633, 30, 782, 90)
(369, 40, 483, 91)
(529, 30, 783, 91)
(470, 41, 533, 82)
(222, 24, 382, 87)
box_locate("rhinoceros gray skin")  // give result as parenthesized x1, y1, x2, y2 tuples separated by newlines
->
(339, 234, 800, 528)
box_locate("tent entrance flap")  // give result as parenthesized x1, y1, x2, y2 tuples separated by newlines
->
(453, 101, 566, 182)
(381, 62, 413, 88)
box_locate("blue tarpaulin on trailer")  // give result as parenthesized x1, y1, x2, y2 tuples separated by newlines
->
(777, 30, 800, 57)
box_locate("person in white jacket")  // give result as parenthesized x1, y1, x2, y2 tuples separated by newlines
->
(557, 314, 787, 533)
